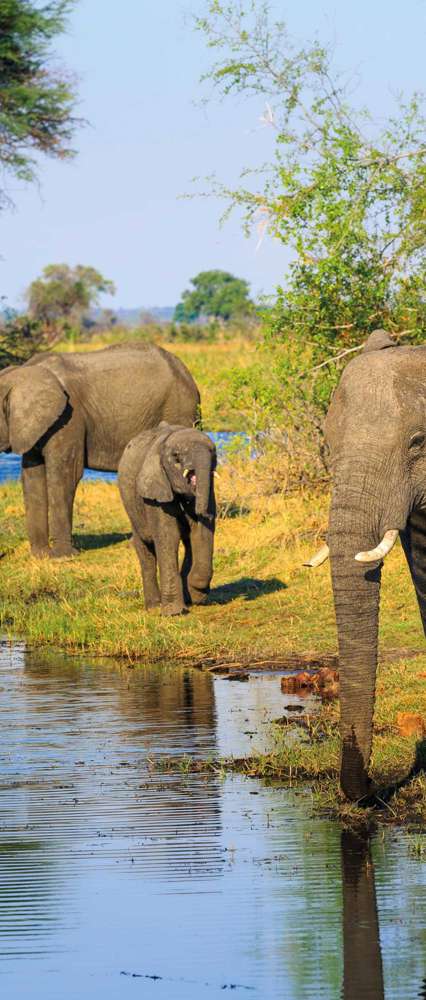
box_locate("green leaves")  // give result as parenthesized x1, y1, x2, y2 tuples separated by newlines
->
(192, 1, 426, 483)
(26, 263, 116, 333)
(0, 0, 78, 199)
(195, 1, 426, 349)
(175, 270, 253, 323)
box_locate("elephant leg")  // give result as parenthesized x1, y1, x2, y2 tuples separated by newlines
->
(400, 508, 426, 636)
(22, 453, 50, 557)
(45, 450, 83, 558)
(155, 515, 186, 616)
(132, 532, 161, 610)
(180, 521, 193, 607)
(187, 516, 214, 605)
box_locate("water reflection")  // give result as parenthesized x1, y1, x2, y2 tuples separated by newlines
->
(341, 831, 384, 1000)
(0, 641, 423, 998)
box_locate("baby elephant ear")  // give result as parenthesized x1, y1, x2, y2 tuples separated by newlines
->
(9, 366, 68, 454)
(363, 329, 395, 353)
(136, 445, 173, 503)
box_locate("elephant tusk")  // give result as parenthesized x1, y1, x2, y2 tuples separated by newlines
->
(355, 529, 399, 563)
(183, 468, 189, 477)
(304, 543, 330, 568)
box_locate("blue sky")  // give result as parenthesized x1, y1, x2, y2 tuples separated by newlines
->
(1, 0, 425, 310)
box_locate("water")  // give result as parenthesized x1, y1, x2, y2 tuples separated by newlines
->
(0, 641, 424, 999)
(0, 433, 244, 485)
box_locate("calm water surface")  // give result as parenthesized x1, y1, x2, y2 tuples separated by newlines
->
(0, 640, 424, 999)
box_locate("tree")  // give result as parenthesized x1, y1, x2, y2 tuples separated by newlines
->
(175, 269, 253, 322)
(26, 264, 115, 338)
(194, 3, 426, 347)
(192, 2, 426, 483)
(0, 0, 78, 204)
(0, 309, 46, 368)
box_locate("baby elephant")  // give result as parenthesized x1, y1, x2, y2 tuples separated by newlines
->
(118, 422, 216, 616)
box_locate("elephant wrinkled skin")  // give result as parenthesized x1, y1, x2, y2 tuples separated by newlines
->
(118, 423, 216, 616)
(324, 329, 426, 800)
(0, 344, 200, 557)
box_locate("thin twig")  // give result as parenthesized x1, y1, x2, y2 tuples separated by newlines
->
(304, 328, 417, 375)
(306, 345, 363, 373)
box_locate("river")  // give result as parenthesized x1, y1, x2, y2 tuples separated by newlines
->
(0, 640, 424, 998)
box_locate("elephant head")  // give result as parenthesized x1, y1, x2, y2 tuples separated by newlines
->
(137, 423, 216, 517)
(0, 364, 69, 454)
(317, 331, 426, 799)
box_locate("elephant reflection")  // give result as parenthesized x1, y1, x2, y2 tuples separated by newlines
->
(341, 830, 384, 1000)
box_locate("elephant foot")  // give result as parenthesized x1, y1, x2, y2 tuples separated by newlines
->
(50, 544, 80, 559)
(162, 603, 188, 617)
(145, 598, 161, 612)
(30, 546, 51, 559)
(188, 590, 209, 606)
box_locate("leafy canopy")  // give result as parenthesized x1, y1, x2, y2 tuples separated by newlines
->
(193, 2, 426, 483)
(0, 0, 78, 201)
(27, 264, 115, 328)
(195, 2, 426, 349)
(175, 269, 253, 322)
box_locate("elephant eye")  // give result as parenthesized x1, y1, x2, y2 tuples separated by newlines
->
(409, 432, 425, 449)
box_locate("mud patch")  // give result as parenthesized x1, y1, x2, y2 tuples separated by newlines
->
(192, 647, 424, 677)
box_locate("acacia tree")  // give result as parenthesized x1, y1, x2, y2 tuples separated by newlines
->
(194, 2, 426, 480)
(27, 264, 115, 339)
(0, 0, 78, 205)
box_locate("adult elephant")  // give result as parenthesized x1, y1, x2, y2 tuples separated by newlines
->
(0, 343, 200, 557)
(307, 330, 426, 800)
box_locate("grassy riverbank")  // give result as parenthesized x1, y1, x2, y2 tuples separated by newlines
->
(1, 334, 425, 823)
(0, 472, 425, 824)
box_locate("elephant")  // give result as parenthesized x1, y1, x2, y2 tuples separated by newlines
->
(0, 343, 200, 557)
(306, 329, 426, 800)
(118, 422, 216, 616)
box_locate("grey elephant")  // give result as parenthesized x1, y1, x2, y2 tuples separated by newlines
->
(118, 422, 216, 616)
(0, 344, 199, 557)
(307, 330, 426, 800)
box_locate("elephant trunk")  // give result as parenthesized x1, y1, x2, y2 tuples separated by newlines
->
(194, 449, 213, 518)
(329, 461, 409, 800)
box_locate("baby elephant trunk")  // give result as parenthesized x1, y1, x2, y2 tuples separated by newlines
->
(194, 449, 213, 518)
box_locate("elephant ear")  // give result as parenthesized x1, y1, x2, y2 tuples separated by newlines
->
(0, 367, 19, 450)
(136, 438, 173, 503)
(9, 366, 68, 455)
(363, 329, 395, 353)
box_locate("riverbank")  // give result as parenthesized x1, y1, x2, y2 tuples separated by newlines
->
(0, 475, 425, 823)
